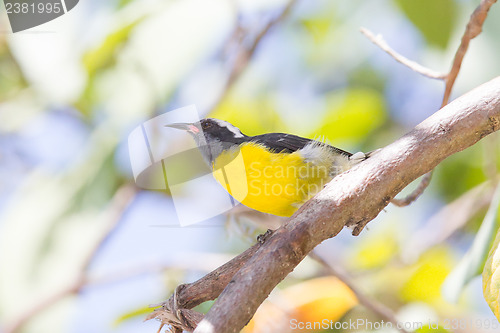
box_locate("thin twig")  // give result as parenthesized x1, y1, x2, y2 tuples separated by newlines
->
(360, 27, 439, 205)
(360, 27, 446, 80)
(208, 0, 297, 113)
(4, 184, 138, 333)
(227, 0, 296, 88)
(441, 0, 498, 107)
(390, 171, 433, 207)
(403, 180, 497, 261)
(82, 185, 139, 270)
(365, 0, 497, 206)
(309, 251, 411, 333)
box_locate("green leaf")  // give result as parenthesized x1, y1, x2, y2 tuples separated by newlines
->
(435, 146, 487, 201)
(115, 305, 161, 326)
(82, 20, 142, 77)
(318, 88, 386, 144)
(300, 17, 333, 44)
(416, 325, 451, 333)
(211, 95, 287, 135)
(442, 184, 500, 303)
(400, 247, 454, 304)
(482, 189, 500, 320)
(76, 17, 144, 116)
(393, 0, 458, 49)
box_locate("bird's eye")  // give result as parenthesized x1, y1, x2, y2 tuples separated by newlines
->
(202, 121, 211, 130)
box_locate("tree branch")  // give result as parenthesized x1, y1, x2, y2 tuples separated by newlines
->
(442, 0, 498, 107)
(147, 232, 273, 332)
(192, 76, 500, 332)
(363, 0, 497, 207)
(166, 238, 265, 310)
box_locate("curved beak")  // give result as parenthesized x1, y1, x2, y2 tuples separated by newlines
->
(165, 122, 200, 134)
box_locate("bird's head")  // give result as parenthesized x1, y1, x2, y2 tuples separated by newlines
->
(166, 118, 247, 164)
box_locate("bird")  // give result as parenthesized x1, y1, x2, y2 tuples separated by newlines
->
(166, 118, 368, 217)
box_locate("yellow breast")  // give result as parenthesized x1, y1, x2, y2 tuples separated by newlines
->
(211, 142, 336, 217)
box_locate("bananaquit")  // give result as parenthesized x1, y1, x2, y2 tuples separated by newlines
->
(166, 118, 367, 217)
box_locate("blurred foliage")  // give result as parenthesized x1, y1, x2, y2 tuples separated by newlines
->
(319, 88, 386, 144)
(393, 0, 458, 49)
(443, 185, 500, 303)
(83, 21, 139, 79)
(78, 18, 144, 116)
(244, 276, 358, 333)
(400, 247, 455, 306)
(299, 17, 334, 45)
(211, 94, 287, 135)
(0, 36, 26, 101)
(416, 325, 451, 333)
(281, 276, 358, 323)
(435, 146, 488, 201)
(347, 66, 387, 92)
(114, 305, 161, 326)
(483, 198, 500, 320)
(348, 232, 398, 270)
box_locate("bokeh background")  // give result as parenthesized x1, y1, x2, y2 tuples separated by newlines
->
(1, 0, 500, 332)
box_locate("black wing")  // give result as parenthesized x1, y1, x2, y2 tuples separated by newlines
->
(249, 133, 352, 157)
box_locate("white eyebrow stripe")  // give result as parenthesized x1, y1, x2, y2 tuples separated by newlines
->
(213, 119, 244, 138)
